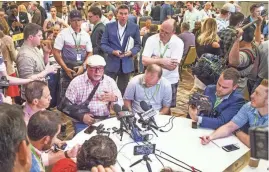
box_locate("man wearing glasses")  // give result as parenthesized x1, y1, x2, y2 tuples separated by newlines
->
(65, 55, 123, 134)
(142, 19, 184, 109)
(53, 10, 92, 104)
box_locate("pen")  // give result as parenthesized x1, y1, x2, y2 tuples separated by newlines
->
(199, 137, 220, 148)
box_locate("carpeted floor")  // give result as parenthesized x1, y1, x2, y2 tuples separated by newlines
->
(58, 68, 195, 141)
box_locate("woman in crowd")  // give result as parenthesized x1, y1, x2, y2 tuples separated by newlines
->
(18, 4, 31, 23)
(43, 6, 68, 34)
(196, 18, 221, 57)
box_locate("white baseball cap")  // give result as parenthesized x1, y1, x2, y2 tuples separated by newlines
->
(87, 55, 106, 67)
(222, 3, 236, 13)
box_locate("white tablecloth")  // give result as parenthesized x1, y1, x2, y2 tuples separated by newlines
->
(67, 115, 250, 172)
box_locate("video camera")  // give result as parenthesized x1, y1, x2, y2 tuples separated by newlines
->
(249, 126, 268, 160)
(188, 92, 212, 115)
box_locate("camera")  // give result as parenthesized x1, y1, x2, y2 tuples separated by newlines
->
(188, 92, 212, 115)
(133, 144, 156, 155)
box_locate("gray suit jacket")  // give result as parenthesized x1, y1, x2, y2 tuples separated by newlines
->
(91, 22, 105, 57)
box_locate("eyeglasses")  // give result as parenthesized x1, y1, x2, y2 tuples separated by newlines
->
(89, 66, 104, 72)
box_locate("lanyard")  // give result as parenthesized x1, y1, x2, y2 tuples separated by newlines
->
(253, 113, 267, 126)
(159, 41, 169, 58)
(213, 96, 223, 109)
(144, 84, 160, 103)
(71, 31, 81, 52)
(30, 145, 45, 171)
(117, 23, 127, 42)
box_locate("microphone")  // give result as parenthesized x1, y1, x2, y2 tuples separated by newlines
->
(140, 101, 158, 127)
(121, 105, 144, 142)
(113, 104, 128, 130)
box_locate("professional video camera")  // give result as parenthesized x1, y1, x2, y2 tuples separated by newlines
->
(0, 76, 9, 89)
(188, 92, 212, 115)
(249, 126, 268, 160)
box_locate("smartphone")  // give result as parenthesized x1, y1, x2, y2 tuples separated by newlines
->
(133, 144, 156, 155)
(84, 125, 96, 134)
(222, 144, 240, 152)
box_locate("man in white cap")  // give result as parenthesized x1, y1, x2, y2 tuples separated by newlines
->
(216, 3, 236, 32)
(65, 55, 123, 134)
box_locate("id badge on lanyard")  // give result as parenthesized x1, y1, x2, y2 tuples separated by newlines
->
(77, 53, 82, 61)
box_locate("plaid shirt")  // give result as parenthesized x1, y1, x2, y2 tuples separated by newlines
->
(218, 26, 237, 56)
(65, 73, 123, 117)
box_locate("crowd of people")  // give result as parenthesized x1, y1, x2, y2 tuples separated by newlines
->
(0, 1, 268, 172)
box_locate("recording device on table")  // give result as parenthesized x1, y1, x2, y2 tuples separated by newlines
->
(188, 92, 212, 128)
(130, 143, 156, 172)
(249, 126, 268, 160)
(84, 123, 108, 135)
(133, 144, 156, 156)
(222, 144, 240, 152)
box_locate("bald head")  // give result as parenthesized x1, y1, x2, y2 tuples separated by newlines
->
(160, 19, 175, 43)
(146, 64, 163, 78)
(162, 19, 176, 31)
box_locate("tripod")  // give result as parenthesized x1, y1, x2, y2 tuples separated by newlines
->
(130, 155, 152, 172)
(113, 120, 129, 141)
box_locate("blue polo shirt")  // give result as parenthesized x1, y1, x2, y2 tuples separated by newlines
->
(232, 102, 268, 128)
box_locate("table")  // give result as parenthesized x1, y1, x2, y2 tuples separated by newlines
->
(67, 115, 250, 172)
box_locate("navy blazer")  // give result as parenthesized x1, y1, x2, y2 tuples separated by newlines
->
(101, 21, 141, 73)
(200, 85, 245, 129)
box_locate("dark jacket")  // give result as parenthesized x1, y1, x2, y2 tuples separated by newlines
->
(91, 22, 105, 57)
(199, 85, 245, 129)
(101, 21, 141, 73)
(7, 12, 29, 33)
(37, 5, 47, 26)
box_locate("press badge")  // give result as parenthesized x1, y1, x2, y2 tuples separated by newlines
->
(76, 53, 82, 61)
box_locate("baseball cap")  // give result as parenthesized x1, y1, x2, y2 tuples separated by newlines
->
(222, 3, 236, 13)
(69, 10, 82, 20)
(87, 55, 106, 67)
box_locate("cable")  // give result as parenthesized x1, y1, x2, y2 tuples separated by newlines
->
(155, 154, 195, 172)
(159, 116, 176, 132)
(155, 149, 202, 172)
(117, 160, 125, 172)
(157, 115, 176, 128)
(154, 153, 164, 168)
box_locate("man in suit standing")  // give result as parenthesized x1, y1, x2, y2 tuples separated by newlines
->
(7, 4, 29, 34)
(101, 4, 141, 95)
(88, 7, 105, 58)
(30, 1, 42, 26)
